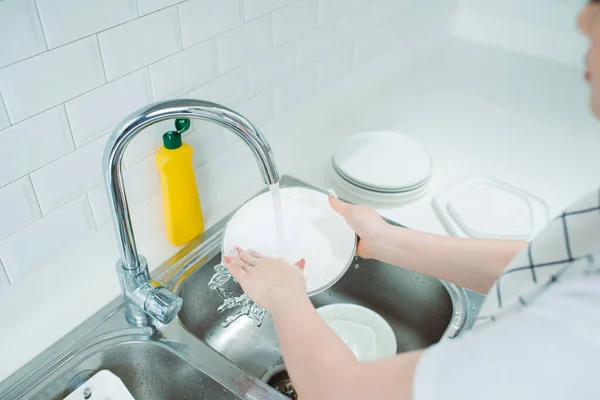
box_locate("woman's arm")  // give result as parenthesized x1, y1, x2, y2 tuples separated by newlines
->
(329, 194, 526, 294)
(225, 255, 422, 400)
(271, 288, 421, 400)
(370, 224, 526, 294)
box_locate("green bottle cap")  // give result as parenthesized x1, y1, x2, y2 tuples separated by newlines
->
(163, 131, 182, 150)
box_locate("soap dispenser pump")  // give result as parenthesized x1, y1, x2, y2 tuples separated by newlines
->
(155, 118, 204, 246)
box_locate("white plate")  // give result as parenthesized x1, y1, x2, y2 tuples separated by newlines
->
(333, 131, 433, 191)
(329, 162, 430, 205)
(333, 160, 430, 193)
(317, 304, 397, 361)
(223, 187, 357, 296)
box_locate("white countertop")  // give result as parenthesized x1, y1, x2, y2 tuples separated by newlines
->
(2, 38, 599, 381)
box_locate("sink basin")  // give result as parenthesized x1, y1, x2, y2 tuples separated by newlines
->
(1, 176, 472, 400)
(178, 252, 454, 379)
(37, 341, 237, 400)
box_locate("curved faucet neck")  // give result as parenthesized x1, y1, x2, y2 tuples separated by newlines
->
(103, 99, 280, 271)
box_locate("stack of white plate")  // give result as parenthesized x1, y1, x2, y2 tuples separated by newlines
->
(330, 131, 433, 204)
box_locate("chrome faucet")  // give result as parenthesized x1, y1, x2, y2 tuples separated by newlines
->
(103, 99, 280, 326)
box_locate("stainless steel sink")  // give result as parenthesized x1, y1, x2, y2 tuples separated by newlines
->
(178, 253, 455, 379)
(36, 341, 236, 400)
(0, 176, 478, 400)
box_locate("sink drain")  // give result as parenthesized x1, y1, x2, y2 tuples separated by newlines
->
(262, 364, 298, 399)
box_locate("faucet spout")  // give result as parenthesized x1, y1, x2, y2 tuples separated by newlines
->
(103, 99, 280, 325)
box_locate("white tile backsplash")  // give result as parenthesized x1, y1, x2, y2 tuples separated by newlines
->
(456, 0, 586, 67)
(0, 95, 10, 130)
(248, 43, 297, 95)
(317, 45, 355, 89)
(179, 0, 244, 48)
(0, 0, 47, 69)
(189, 67, 249, 106)
(274, 65, 317, 112)
(87, 155, 160, 228)
(36, 0, 138, 49)
(0, 106, 74, 187)
(150, 39, 219, 101)
(0, 196, 96, 283)
(30, 135, 109, 215)
(0, 37, 106, 123)
(317, 0, 360, 24)
(138, 0, 184, 15)
(218, 14, 274, 73)
(244, 0, 295, 21)
(66, 69, 154, 147)
(236, 88, 275, 126)
(296, 21, 338, 67)
(0, 260, 9, 290)
(0, 177, 42, 242)
(273, 0, 318, 46)
(98, 7, 182, 81)
(0, 0, 456, 292)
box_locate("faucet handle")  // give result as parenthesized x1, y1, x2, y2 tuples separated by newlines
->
(145, 285, 183, 324)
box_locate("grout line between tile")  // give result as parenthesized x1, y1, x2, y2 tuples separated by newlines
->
(0, 90, 12, 126)
(28, 174, 45, 217)
(32, 0, 50, 50)
(85, 192, 100, 231)
(96, 35, 109, 84)
(62, 104, 78, 149)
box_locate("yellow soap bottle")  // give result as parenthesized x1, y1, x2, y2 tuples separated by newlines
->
(155, 119, 204, 246)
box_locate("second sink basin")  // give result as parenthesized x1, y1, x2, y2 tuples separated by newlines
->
(178, 252, 454, 379)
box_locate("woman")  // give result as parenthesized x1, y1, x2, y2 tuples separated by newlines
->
(225, 3, 600, 399)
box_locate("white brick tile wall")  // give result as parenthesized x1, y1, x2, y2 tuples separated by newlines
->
(248, 42, 297, 95)
(273, 0, 318, 46)
(125, 120, 173, 167)
(179, 0, 244, 48)
(317, 0, 361, 24)
(244, 0, 295, 21)
(36, 0, 138, 49)
(0, 196, 96, 283)
(0, 106, 74, 187)
(66, 69, 154, 147)
(0, 95, 10, 130)
(460, 0, 580, 32)
(149, 39, 219, 101)
(87, 155, 160, 228)
(186, 121, 230, 168)
(0, 177, 42, 242)
(30, 135, 109, 215)
(218, 14, 274, 73)
(455, 0, 586, 67)
(138, 0, 184, 15)
(0, 0, 47, 69)
(317, 45, 355, 89)
(189, 67, 249, 107)
(0, 260, 9, 289)
(236, 88, 275, 126)
(0, 37, 105, 123)
(0, 0, 456, 291)
(274, 65, 317, 112)
(296, 21, 338, 67)
(98, 7, 182, 81)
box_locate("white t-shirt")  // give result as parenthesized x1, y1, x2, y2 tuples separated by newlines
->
(413, 188, 600, 399)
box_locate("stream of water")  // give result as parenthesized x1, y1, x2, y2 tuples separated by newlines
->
(208, 183, 285, 327)
(268, 182, 285, 258)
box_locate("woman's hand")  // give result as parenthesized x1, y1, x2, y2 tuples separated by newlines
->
(224, 248, 307, 312)
(328, 191, 390, 259)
